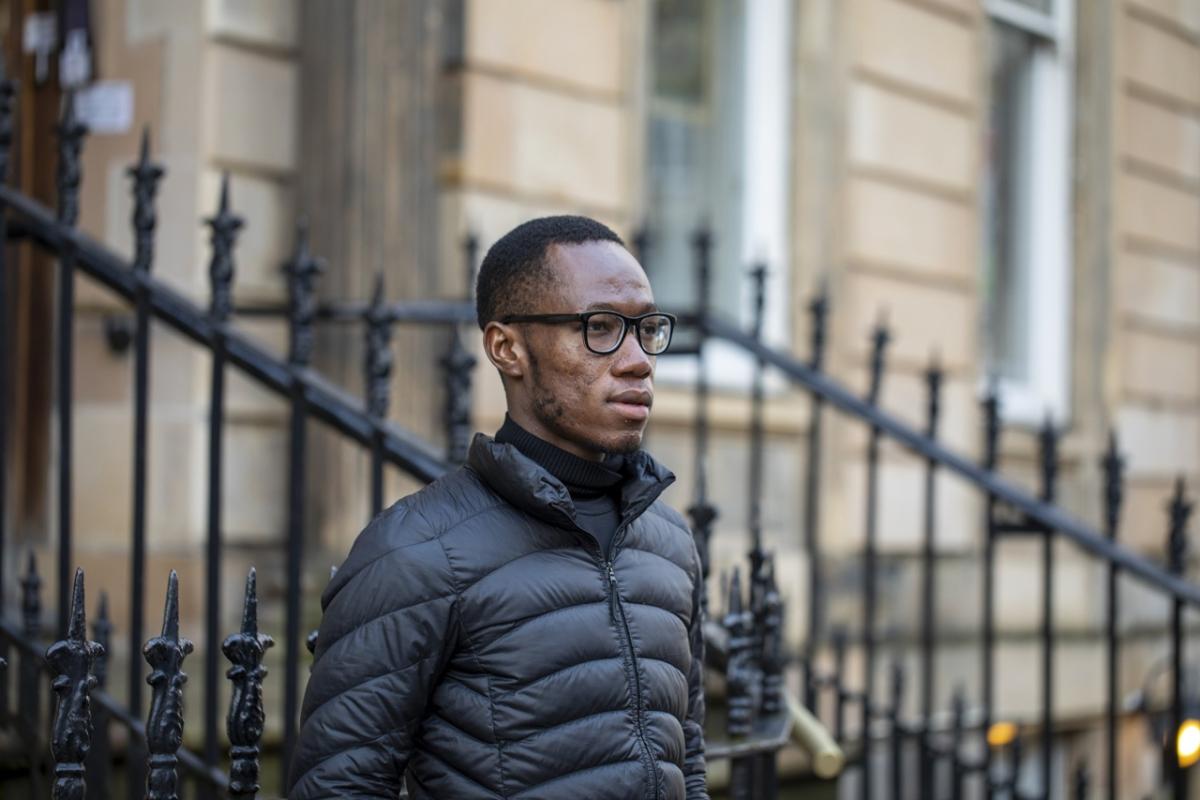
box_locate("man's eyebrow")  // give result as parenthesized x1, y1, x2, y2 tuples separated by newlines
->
(584, 301, 659, 313)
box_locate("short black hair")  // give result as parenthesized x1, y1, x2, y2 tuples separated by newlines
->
(475, 215, 625, 329)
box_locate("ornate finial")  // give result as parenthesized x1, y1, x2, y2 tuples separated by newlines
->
(760, 560, 785, 715)
(46, 568, 103, 800)
(982, 379, 1001, 471)
(223, 568, 274, 798)
(56, 93, 88, 226)
(867, 312, 891, 405)
(1073, 762, 1089, 800)
(92, 592, 112, 690)
(1167, 478, 1192, 575)
(686, 458, 717, 582)
(0, 61, 17, 185)
(925, 352, 943, 439)
(22, 552, 42, 640)
(441, 326, 477, 464)
(143, 571, 194, 800)
(1038, 414, 1059, 504)
(809, 278, 830, 371)
(206, 173, 244, 322)
(724, 568, 760, 738)
(364, 272, 394, 419)
(1102, 430, 1124, 540)
(691, 225, 713, 318)
(748, 263, 768, 341)
(283, 220, 325, 368)
(127, 127, 165, 274)
(306, 566, 336, 659)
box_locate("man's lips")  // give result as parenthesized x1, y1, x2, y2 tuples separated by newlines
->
(609, 390, 652, 421)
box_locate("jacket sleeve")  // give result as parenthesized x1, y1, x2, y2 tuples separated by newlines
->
(684, 544, 710, 799)
(287, 513, 460, 799)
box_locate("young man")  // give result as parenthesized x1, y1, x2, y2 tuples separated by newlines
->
(287, 216, 708, 799)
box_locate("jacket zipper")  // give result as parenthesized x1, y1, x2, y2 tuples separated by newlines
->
(602, 555, 659, 800)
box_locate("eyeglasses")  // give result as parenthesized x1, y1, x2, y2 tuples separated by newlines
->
(499, 310, 676, 355)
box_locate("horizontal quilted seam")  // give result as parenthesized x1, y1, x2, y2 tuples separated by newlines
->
(504, 707, 628, 747)
(416, 744, 505, 799)
(290, 728, 407, 793)
(616, 546, 692, 581)
(511, 757, 643, 798)
(317, 590, 456, 669)
(302, 650, 438, 734)
(508, 655, 623, 693)
(483, 598, 608, 648)
(427, 711, 496, 747)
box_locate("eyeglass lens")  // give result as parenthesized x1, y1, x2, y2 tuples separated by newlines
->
(584, 313, 672, 354)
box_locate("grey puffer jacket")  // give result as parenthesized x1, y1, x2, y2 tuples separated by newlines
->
(287, 434, 708, 799)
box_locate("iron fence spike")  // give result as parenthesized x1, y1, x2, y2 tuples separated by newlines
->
(223, 567, 273, 798)
(46, 568, 102, 800)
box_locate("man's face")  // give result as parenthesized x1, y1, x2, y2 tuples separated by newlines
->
(513, 240, 658, 460)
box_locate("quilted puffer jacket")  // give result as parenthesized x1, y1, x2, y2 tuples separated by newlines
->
(287, 433, 708, 799)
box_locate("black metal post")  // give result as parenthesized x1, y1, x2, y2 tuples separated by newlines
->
(85, 592, 113, 799)
(747, 263, 768, 571)
(862, 319, 890, 800)
(1038, 417, 1059, 799)
(889, 661, 904, 800)
(126, 128, 163, 800)
(442, 234, 478, 464)
(950, 688, 965, 800)
(803, 284, 829, 710)
(47, 568, 103, 800)
(203, 174, 241, 791)
(55, 95, 87, 640)
(919, 356, 942, 800)
(1010, 734, 1024, 798)
(687, 227, 717, 587)
(1102, 432, 1123, 800)
(1167, 479, 1192, 800)
(1074, 762, 1089, 800)
(21, 551, 45, 796)
(143, 571, 194, 800)
(760, 558, 784, 799)
(725, 568, 758, 800)
(833, 626, 848, 742)
(365, 272, 393, 518)
(981, 387, 1001, 799)
(224, 568, 274, 799)
(283, 222, 320, 785)
(0, 62, 16, 720)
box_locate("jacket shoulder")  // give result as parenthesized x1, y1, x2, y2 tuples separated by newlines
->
(320, 467, 501, 608)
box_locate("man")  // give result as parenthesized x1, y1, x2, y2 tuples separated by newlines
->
(287, 216, 708, 799)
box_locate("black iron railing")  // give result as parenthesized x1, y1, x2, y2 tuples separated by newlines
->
(0, 76, 1196, 800)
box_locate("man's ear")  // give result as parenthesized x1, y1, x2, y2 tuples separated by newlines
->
(482, 321, 526, 380)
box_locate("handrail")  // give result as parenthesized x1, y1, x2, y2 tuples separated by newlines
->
(703, 314, 1200, 607)
(0, 184, 448, 484)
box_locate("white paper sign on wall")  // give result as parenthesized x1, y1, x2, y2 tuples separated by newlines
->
(74, 81, 134, 135)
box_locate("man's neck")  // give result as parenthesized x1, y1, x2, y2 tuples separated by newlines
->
(494, 415, 622, 493)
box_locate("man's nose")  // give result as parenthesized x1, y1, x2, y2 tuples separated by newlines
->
(612, 327, 653, 377)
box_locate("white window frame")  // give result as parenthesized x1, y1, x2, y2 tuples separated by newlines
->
(652, 0, 793, 390)
(982, 0, 1075, 426)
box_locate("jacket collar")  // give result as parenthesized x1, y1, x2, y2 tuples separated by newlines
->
(466, 433, 675, 532)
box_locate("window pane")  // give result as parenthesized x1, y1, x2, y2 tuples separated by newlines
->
(1008, 0, 1053, 15)
(644, 0, 745, 336)
(983, 20, 1039, 383)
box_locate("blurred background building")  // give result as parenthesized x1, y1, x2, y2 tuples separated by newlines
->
(0, 0, 1198, 797)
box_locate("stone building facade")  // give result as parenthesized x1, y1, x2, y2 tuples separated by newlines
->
(3, 0, 1198, 796)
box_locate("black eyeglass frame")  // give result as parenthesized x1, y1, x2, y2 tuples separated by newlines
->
(499, 310, 677, 355)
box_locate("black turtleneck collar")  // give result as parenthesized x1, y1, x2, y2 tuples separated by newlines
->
(494, 415, 623, 494)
